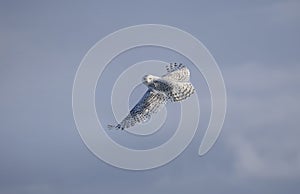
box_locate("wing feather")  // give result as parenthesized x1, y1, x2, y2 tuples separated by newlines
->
(163, 63, 190, 82)
(169, 82, 195, 102)
(108, 89, 167, 130)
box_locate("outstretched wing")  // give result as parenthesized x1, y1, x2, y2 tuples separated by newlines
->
(163, 63, 190, 82)
(108, 89, 168, 130)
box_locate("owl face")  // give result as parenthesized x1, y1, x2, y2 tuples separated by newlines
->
(143, 75, 155, 85)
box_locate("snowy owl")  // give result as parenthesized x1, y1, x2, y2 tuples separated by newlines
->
(108, 63, 195, 130)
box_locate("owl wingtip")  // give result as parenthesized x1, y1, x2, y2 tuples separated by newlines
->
(107, 124, 115, 130)
(107, 124, 125, 130)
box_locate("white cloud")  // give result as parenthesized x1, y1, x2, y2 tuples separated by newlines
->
(228, 134, 300, 179)
(223, 62, 300, 179)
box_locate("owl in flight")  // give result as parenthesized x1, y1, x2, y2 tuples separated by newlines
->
(108, 63, 195, 130)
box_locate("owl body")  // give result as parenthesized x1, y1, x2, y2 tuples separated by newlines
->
(108, 63, 195, 130)
(145, 76, 173, 93)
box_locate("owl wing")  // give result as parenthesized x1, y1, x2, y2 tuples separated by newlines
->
(108, 89, 168, 130)
(168, 82, 195, 102)
(163, 63, 190, 82)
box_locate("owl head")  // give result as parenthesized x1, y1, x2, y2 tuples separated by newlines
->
(142, 74, 156, 85)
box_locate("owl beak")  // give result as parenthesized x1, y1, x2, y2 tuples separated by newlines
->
(142, 76, 148, 84)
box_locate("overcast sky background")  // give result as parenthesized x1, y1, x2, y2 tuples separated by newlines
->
(1, 0, 300, 193)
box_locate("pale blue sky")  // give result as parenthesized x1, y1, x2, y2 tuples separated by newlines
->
(0, 0, 300, 193)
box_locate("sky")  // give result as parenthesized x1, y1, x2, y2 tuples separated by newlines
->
(1, 0, 300, 193)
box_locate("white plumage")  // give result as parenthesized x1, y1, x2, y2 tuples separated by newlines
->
(108, 63, 195, 130)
